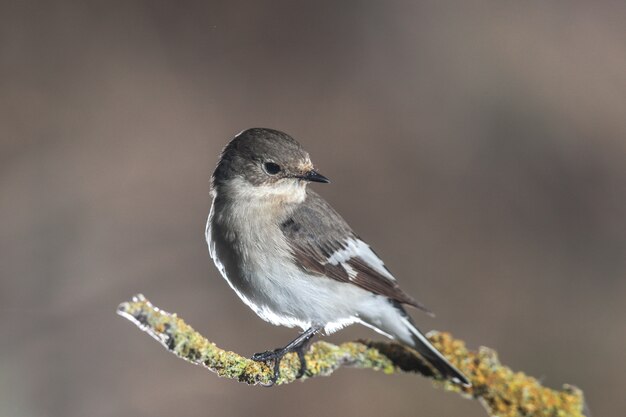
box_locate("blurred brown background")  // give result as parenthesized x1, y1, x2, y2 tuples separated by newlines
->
(1, 1, 625, 416)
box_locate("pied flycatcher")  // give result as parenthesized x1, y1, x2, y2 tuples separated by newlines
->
(206, 128, 470, 386)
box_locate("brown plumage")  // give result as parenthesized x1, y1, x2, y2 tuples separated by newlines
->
(280, 189, 433, 315)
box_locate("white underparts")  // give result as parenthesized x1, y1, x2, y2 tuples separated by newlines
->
(207, 179, 409, 340)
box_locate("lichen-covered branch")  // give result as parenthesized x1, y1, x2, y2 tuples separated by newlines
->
(117, 294, 586, 417)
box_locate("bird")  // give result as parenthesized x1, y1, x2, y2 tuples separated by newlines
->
(206, 128, 470, 386)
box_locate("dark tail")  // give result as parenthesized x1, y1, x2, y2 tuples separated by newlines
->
(399, 312, 471, 387)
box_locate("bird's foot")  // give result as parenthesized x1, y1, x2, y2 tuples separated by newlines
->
(251, 348, 284, 363)
(251, 327, 319, 386)
(251, 344, 310, 386)
(252, 347, 288, 386)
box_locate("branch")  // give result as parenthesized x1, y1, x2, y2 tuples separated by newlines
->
(117, 294, 587, 417)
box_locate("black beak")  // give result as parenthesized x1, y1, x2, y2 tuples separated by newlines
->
(300, 170, 330, 183)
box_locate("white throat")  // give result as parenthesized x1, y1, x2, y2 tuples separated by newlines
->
(216, 176, 307, 207)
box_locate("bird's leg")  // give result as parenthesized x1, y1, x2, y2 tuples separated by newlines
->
(294, 332, 316, 379)
(252, 326, 321, 386)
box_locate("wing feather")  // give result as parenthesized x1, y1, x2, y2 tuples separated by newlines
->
(280, 190, 432, 314)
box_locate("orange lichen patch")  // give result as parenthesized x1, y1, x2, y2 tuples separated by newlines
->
(428, 332, 585, 417)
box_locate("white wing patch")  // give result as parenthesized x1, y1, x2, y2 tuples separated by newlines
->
(327, 238, 396, 282)
(342, 262, 358, 281)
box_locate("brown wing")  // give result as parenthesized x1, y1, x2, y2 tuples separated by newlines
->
(280, 190, 432, 314)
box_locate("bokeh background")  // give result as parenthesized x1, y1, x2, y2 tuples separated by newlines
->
(1, 1, 625, 416)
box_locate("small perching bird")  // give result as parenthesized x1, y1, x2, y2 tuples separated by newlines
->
(206, 128, 470, 386)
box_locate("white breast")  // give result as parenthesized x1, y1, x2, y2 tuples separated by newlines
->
(206, 177, 375, 333)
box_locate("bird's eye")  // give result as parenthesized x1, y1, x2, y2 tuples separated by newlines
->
(263, 162, 282, 175)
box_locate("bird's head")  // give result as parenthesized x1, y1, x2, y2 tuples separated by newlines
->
(212, 128, 329, 202)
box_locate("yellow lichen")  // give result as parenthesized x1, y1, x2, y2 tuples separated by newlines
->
(118, 294, 586, 417)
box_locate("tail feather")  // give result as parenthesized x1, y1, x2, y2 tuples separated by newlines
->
(399, 315, 471, 387)
(357, 297, 471, 387)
